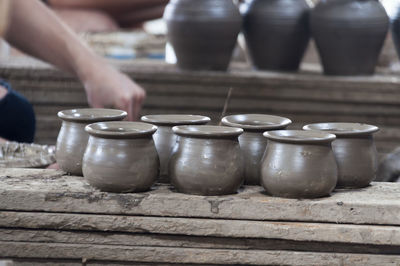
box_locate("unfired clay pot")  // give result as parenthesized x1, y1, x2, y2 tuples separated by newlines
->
(261, 130, 338, 198)
(242, 0, 311, 71)
(221, 114, 292, 185)
(141, 114, 210, 182)
(303, 122, 379, 188)
(163, 0, 242, 71)
(170, 125, 244, 196)
(310, 0, 389, 75)
(83, 121, 159, 192)
(56, 109, 127, 176)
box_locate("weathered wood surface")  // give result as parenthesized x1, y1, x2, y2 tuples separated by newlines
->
(1, 242, 400, 266)
(0, 168, 399, 226)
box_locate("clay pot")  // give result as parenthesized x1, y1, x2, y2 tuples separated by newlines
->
(82, 122, 159, 192)
(242, 0, 311, 71)
(163, 0, 242, 71)
(261, 130, 338, 198)
(170, 125, 244, 195)
(221, 114, 292, 185)
(56, 109, 127, 176)
(303, 122, 379, 188)
(391, 4, 400, 59)
(310, 0, 389, 75)
(141, 114, 211, 182)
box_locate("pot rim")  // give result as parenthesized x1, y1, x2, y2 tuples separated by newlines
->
(58, 108, 127, 123)
(85, 121, 157, 139)
(263, 130, 336, 144)
(141, 114, 211, 126)
(221, 114, 292, 131)
(173, 125, 243, 138)
(303, 122, 379, 136)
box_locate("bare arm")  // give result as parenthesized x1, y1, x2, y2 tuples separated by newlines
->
(4, 0, 145, 120)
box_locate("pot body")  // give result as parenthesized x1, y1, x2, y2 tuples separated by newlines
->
(311, 0, 389, 75)
(333, 136, 378, 188)
(261, 141, 337, 198)
(152, 125, 176, 182)
(82, 136, 159, 192)
(56, 121, 88, 176)
(164, 0, 242, 71)
(392, 5, 400, 59)
(243, 0, 310, 71)
(170, 137, 244, 195)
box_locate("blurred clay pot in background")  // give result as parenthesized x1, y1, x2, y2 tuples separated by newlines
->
(56, 109, 127, 176)
(310, 0, 389, 75)
(141, 114, 210, 182)
(303, 122, 379, 188)
(242, 0, 311, 71)
(261, 130, 337, 198)
(170, 125, 244, 196)
(221, 114, 292, 185)
(83, 122, 159, 192)
(163, 0, 242, 71)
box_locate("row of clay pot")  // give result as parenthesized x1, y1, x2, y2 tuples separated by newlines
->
(164, 0, 389, 76)
(56, 109, 379, 198)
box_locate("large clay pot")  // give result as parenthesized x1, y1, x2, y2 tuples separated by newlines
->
(163, 0, 242, 71)
(83, 122, 159, 192)
(242, 0, 311, 71)
(170, 125, 244, 195)
(261, 130, 338, 198)
(310, 0, 389, 75)
(56, 109, 127, 176)
(303, 122, 379, 188)
(221, 114, 292, 185)
(141, 114, 210, 182)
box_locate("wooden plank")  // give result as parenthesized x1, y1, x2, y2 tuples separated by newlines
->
(1, 241, 400, 265)
(0, 169, 399, 225)
(0, 211, 400, 246)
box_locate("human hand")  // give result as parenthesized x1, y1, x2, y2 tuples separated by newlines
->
(81, 63, 146, 121)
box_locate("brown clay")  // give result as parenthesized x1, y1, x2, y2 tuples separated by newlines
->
(261, 130, 338, 199)
(56, 108, 127, 176)
(141, 114, 210, 183)
(83, 121, 159, 193)
(303, 122, 379, 188)
(221, 114, 292, 185)
(169, 125, 244, 196)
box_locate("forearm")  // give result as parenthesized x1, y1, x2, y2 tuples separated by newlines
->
(4, 0, 100, 79)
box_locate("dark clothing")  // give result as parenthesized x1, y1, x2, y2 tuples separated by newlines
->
(0, 80, 35, 143)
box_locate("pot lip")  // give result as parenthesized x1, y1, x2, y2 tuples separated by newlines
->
(221, 114, 292, 131)
(85, 121, 157, 139)
(173, 125, 243, 138)
(263, 130, 336, 144)
(303, 122, 379, 136)
(141, 114, 211, 126)
(58, 108, 127, 123)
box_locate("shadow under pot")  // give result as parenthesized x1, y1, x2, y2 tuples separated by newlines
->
(56, 108, 127, 176)
(163, 0, 242, 71)
(310, 0, 389, 75)
(242, 0, 311, 71)
(169, 125, 244, 196)
(140, 114, 211, 183)
(303, 123, 379, 188)
(261, 130, 338, 199)
(82, 122, 159, 193)
(221, 114, 292, 185)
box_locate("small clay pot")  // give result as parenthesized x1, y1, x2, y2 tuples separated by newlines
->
(242, 0, 311, 71)
(310, 0, 389, 75)
(170, 125, 244, 196)
(56, 109, 127, 176)
(261, 130, 338, 198)
(303, 122, 379, 188)
(141, 114, 211, 182)
(221, 114, 292, 185)
(163, 0, 242, 71)
(82, 121, 159, 192)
